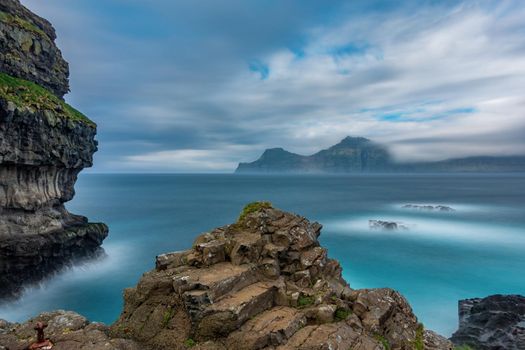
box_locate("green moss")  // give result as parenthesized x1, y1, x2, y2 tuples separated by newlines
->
(0, 72, 95, 127)
(0, 10, 48, 39)
(238, 201, 272, 222)
(297, 295, 314, 308)
(334, 307, 351, 322)
(374, 334, 391, 350)
(414, 323, 424, 350)
(162, 307, 176, 328)
(184, 338, 196, 348)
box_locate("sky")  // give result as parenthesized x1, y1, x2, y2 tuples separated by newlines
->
(22, 0, 525, 173)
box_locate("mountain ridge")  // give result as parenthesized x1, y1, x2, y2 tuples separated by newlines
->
(236, 136, 525, 173)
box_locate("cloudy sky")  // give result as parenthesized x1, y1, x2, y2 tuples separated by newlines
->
(22, 0, 525, 173)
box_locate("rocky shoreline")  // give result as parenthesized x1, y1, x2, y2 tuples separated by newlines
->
(0, 203, 455, 349)
(0, 0, 107, 299)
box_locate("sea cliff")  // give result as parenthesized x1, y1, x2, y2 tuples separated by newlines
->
(0, 0, 107, 298)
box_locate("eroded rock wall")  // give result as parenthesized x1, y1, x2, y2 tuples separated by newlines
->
(0, 0, 107, 299)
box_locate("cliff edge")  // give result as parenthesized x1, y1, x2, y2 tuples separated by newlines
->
(0, 0, 107, 299)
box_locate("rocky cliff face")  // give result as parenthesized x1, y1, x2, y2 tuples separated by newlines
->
(450, 294, 525, 350)
(0, 0, 69, 97)
(0, 0, 107, 299)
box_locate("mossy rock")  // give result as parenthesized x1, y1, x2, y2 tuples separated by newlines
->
(238, 201, 273, 222)
(0, 72, 95, 127)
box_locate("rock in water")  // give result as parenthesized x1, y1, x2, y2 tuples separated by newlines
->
(109, 203, 452, 349)
(0, 0, 107, 299)
(369, 220, 410, 230)
(450, 294, 525, 350)
(402, 204, 455, 212)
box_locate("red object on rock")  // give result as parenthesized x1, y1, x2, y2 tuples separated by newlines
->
(28, 322, 53, 349)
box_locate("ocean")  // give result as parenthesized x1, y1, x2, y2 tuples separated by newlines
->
(1, 173, 524, 337)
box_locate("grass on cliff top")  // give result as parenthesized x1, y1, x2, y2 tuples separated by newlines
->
(0, 10, 48, 39)
(0, 72, 95, 127)
(238, 201, 273, 222)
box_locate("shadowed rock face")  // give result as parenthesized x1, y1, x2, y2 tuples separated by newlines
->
(0, 0, 69, 97)
(0, 0, 107, 299)
(108, 204, 452, 350)
(450, 294, 525, 350)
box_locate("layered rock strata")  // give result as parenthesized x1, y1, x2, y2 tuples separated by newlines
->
(0, 0, 107, 298)
(107, 203, 453, 349)
(450, 294, 525, 350)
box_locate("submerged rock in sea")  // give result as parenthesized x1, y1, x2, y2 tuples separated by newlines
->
(107, 203, 452, 349)
(450, 294, 525, 350)
(369, 220, 410, 231)
(402, 204, 455, 212)
(0, 0, 107, 299)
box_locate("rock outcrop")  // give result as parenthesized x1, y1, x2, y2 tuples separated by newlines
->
(107, 202, 452, 349)
(450, 294, 525, 350)
(402, 205, 454, 212)
(0, 0, 107, 299)
(0, 310, 139, 350)
(0, 0, 69, 97)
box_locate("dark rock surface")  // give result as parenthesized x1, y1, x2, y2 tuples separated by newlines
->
(369, 220, 410, 231)
(450, 294, 525, 350)
(0, 0, 107, 299)
(235, 136, 525, 173)
(0, 0, 69, 97)
(403, 204, 455, 212)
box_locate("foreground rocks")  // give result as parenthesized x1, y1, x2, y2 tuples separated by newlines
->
(0, 0, 107, 299)
(0, 310, 139, 350)
(106, 203, 452, 349)
(450, 294, 525, 350)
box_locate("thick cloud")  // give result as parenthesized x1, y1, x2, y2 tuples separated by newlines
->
(21, 0, 525, 172)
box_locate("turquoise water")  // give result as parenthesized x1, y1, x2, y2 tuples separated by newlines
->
(1, 173, 524, 336)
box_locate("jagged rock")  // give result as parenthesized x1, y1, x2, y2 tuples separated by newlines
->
(450, 294, 525, 350)
(110, 203, 452, 349)
(402, 204, 455, 212)
(0, 310, 139, 350)
(0, 0, 69, 97)
(0, 0, 106, 299)
(369, 220, 410, 231)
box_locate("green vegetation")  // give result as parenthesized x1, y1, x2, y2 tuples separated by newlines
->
(0, 10, 48, 39)
(238, 201, 272, 222)
(184, 338, 196, 348)
(162, 307, 176, 328)
(297, 295, 314, 308)
(374, 334, 390, 350)
(454, 346, 474, 350)
(0, 72, 95, 127)
(414, 323, 424, 350)
(334, 307, 351, 322)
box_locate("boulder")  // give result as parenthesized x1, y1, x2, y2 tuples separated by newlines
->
(450, 294, 525, 350)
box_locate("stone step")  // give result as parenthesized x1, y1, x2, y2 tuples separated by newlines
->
(176, 261, 259, 300)
(274, 323, 384, 350)
(178, 262, 261, 323)
(225, 306, 306, 350)
(195, 281, 277, 340)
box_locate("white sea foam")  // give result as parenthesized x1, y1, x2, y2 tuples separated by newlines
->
(326, 215, 525, 248)
(0, 242, 132, 322)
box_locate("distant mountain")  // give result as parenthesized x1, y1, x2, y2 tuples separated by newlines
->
(235, 136, 525, 173)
